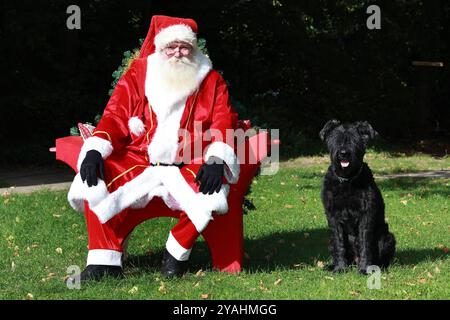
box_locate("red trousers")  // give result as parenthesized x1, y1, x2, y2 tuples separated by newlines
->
(84, 197, 200, 266)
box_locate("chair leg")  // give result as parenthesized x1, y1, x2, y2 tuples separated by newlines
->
(202, 201, 243, 273)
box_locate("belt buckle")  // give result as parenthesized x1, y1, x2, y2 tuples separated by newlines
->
(156, 161, 160, 167)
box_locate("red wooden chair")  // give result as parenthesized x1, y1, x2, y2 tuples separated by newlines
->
(53, 121, 273, 273)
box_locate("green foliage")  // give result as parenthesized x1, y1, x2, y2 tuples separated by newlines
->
(70, 126, 79, 136)
(108, 42, 143, 96)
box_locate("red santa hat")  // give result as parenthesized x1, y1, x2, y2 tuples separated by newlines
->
(139, 15, 198, 58)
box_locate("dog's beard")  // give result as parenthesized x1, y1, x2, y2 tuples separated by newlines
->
(332, 152, 363, 178)
(157, 53, 201, 96)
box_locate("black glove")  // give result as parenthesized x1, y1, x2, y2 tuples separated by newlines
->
(196, 156, 224, 195)
(80, 150, 104, 187)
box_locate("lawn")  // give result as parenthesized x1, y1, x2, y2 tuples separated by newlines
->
(0, 152, 449, 300)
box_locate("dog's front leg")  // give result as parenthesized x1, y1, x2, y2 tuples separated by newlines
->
(328, 216, 348, 272)
(357, 214, 374, 274)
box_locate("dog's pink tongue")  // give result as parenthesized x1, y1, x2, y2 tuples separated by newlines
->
(340, 160, 350, 168)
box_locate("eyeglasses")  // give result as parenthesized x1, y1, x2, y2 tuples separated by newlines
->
(163, 43, 193, 56)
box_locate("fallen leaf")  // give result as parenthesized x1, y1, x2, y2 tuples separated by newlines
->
(284, 204, 294, 209)
(427, 272, 433, 278)
(55, 248, 63, 254)
(193, 282, 200, 288)
(53, 214, 61, 218)
(400, 200, 408, 206)
(128, 286, 138, 294)
(293, 263, 305, 268)
(195, 269, 205, 277)
(158, 281, 166, 294)
(316, 260, 325, 269)
(419, 278, 427, 284)
(325, 276, 334, 281)
(434, 267, 441, 274)
(200, 293, 209, 299)
(26, 293, 34, 300)
(349, 291, 360, 296)
(274, 278, 282, 286)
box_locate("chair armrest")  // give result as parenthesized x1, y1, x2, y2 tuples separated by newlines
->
(55, 136, 83, 172)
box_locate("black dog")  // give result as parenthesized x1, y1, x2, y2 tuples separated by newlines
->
(319, 120, 396, 274)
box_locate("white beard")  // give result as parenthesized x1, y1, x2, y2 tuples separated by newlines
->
(145, 49, 212, 164)
(159, 54, 201, 96)
(146, 50, 211, 120)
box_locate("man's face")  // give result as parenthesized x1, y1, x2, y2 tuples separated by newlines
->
(162, 41, 194, 60)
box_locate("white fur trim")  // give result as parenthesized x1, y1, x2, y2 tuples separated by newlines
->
(166, 232, 192, 261)
(145, 51, 212, 164)
(154, 24, 197, 51)
(87, 249, 122, 267)
(67, 173, 109, 212)
(128, 117, 146, 137)
(91, 168, 162, 223)
(147, 99, 186, 164)
(160, 166, 229, 232)
(76, 136, 113, 171)
(205, 142, 240, 184)
(69, 165, 230, 233)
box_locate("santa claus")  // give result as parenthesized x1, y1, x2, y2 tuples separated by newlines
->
(67, 15, 240, 280)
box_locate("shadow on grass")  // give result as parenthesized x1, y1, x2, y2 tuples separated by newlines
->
(377, 177, 450, 198)
(125, 228, 448, 275)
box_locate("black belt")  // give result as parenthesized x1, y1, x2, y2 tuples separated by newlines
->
(150, 162, 185, 169)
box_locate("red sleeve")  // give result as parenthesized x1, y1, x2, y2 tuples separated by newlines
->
(204, 74, 240, 183)
(93, 61, 142, 151)
(209, 74, 238, 143)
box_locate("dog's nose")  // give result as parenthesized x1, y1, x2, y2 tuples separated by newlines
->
(339, 150, 348, 156)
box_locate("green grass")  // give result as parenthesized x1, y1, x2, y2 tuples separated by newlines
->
(0, 154, 449, 300)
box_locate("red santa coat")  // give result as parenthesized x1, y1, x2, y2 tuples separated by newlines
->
(68, 50, 240, 233)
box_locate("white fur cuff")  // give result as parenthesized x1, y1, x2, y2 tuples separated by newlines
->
(87, 249, 122, 267)
(205, 142, 240, 184)
(67, 173, 109, 213)
(166, 232, 192, 261)
(76, 136, 113, 171)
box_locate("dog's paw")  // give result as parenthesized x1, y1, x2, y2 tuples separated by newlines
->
(358, 265, 369, 275)
(329, 264, 348, 273)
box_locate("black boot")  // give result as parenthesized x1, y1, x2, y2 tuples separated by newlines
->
(161, 249, 188, 278)
(79, 265, 124, 282)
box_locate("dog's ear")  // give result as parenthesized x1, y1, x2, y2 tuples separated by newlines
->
(356, 121, 378, 143)
(319, 119, 341, 142)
